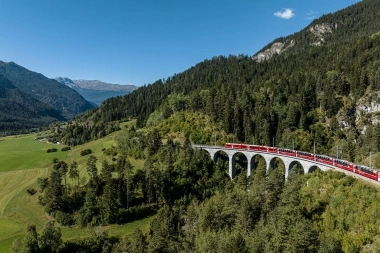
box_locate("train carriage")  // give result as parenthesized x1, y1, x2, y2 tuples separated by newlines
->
(334, 159, 354, 172)
(296, 151, 314, 161)
(315, 154, 334, 165)
(278, 148, 296, 157)
(355, 165, 379, 181)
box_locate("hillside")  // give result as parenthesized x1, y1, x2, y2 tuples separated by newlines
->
(55, 77, 137, 105)
(0, 61, 94, 120)
(0, 75, 65, 133)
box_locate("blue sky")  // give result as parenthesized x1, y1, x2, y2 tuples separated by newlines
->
(0, 0, 360, 86)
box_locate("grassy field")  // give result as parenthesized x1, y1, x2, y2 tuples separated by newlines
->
(0, 127, 151, 252)
(0, 134, 66, 173)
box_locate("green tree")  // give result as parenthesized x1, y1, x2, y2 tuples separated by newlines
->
(39, 221, 62, 253)
(20, 224, 40, 253)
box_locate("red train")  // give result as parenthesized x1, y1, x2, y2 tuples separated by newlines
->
(224, 143, 380, 182)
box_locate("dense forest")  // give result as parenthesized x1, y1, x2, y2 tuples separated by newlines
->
(13, 136, 380, 252)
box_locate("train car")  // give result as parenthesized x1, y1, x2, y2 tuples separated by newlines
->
(334, 159, 354, 172)
(225, 143, 242, 149)
(278, 148, 296, 157)
(224, 143, 246, 149)
(315, 154, 334, 165)
(267, 147, 277, 153)
(224, 143, 233, 148)
(354, 165, 378, 181)
(296, 151, 314, 161)
(248, 145, 267, 152)
(241, 144, 249, 150)
(233, 143, 243, 149)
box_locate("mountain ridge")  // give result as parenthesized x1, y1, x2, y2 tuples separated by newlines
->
(55, 77, 137, 105)
(0, 61, 94, 119)
(0, 74, 65, 132)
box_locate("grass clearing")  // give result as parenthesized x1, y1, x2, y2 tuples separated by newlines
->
(0, 134, 66, 172)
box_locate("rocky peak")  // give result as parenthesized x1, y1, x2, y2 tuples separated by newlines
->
(252, 39, 295, 62)
(54, 77, 81, 90)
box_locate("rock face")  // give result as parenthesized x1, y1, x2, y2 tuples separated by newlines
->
(55, 77, 81, 90)
(252, 40, 295, 62)
(309, 23, 334, 46)
(336, 92, 380, 133)
(253, 23, 335, 62)
(356, 92, 380, 127)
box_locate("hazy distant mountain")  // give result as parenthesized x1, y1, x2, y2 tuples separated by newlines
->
(0, 61, 94, 120)
(54, 77, 81, 90)
(55, 77, 137, 105)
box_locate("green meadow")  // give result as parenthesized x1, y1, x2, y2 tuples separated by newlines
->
(0, 134, 66, 172)
(0, 128, 151, 252)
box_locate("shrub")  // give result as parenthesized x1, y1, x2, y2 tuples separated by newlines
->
(80, 149, 93, 156)
(61, 146, 71, 151)
(47, 148, 58, 153)
(54, 211, 74, 226)
(26, 188, 37, 196)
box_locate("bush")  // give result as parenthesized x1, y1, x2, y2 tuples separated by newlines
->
(118, 203, 157, 223)
(103, 146, 118, 156)
(80, 149, 93, 156)
(47, 148, 58, 153)
(61, 146, 71, 151)
(26, 188, 37, 195)
(52, 157, 59, 163)
(54, 211, 74, 226)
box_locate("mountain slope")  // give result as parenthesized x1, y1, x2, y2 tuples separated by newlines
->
(55, 77, 137, 105)
(60, 0, 380, 163)
(0, 75, 65, 132)
(0, 61, 94, 119)
(253, 0, 380, 61)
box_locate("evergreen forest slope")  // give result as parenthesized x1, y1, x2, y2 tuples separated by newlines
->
(0, 75, 65, 133)
(61, 0, 380, 165)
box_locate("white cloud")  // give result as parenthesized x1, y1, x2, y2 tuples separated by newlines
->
(274, 8, 295, 19)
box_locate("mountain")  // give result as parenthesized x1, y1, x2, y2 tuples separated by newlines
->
(0, 61, 94, 120)
(59, 0, 380, 164)
(55, 77, 137, 105)
(0, 75, 65, 132)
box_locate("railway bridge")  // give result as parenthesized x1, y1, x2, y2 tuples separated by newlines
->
(192, 145, 373, 181)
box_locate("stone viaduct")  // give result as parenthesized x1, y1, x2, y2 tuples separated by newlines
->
(192, 145, 364, 180)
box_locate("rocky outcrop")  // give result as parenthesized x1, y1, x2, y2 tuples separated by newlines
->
(336, 92, 380, 133)
(356, 92, 380, 127)
(309, 23, 334, 46)
(252, 39, 295, 62)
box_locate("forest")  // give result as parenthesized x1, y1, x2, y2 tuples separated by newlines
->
(12, 133, 380, 252)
